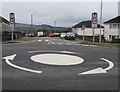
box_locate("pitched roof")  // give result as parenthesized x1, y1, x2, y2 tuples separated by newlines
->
(0, 16, 9, 24)
(72, 20, 104, 28)
(104, 16, 120, 24)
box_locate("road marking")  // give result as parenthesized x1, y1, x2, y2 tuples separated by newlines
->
(78, 58, 114, 75)
(28, 50, 81, 54)
(59, 51, 81, 54)
(38, 40, 42, 42)
(48, 39, 55, 44)
(2, 54, 42, 74)
(31, 54, 84, 65)
(57, 43, 63, 44)
(78, 67, 107, 75)
(65, 43, 72, 45)
(45, 40, 49, 42)
(81, 45, 89, 46)
(100, 58, 114, 71)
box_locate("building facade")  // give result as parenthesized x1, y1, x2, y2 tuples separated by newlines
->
(104, 16, 120, 41)
(72, 20, 104, 37)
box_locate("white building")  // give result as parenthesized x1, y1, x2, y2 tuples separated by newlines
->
(104, 16, 120, 41)
(72, 20, 104, 37)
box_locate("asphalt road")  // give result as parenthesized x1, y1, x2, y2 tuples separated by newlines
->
(2, 37, 119, 91)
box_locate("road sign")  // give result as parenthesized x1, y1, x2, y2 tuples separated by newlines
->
(92, 12, 97, 28)
(10, 13, 15, 27)
(81, 25, 85, 30)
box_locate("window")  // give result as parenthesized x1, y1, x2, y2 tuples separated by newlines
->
(118, 24, 120, 28)
(113, 24, 117, 28)
(110, 24, 119, 29)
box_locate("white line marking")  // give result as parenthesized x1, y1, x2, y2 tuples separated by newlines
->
(57, 43, 63, 45)
(78, 58, 114, 75)
(45, 40, 49, 41)
(65, 43, 72, 45)
(3, 54, 42, 74)
(78, 67, 107, 75)
(100, 58, 114, 71)
(59, 51, 81, 54)
(28, 50, 81, 54)
(48, 39, 55, 44)
(81, 45, 89, 46)
(38, 40, 42, 42)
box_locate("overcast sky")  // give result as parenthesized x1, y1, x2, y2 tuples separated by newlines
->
(1, 1, 119, 27)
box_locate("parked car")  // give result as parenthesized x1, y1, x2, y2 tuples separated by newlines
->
(60, 33, 67, 39)
(49, 33, 55, 37)
(64, 32, 75, 40)
(54, 33, 60, 37)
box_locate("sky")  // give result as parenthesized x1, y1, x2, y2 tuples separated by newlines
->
(1, 0, 119, 27)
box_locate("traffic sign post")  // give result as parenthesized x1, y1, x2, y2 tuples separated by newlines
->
(92, 12, 97, 43)
(10, 13, 15, 42)
(81, 25, 85, 42)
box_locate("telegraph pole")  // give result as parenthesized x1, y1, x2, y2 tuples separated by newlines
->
(31, 14, 33, 36)
(54, 21, 56, 33)
(99, 0, 103, 43)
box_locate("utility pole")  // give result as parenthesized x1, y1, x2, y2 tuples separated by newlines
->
(31, 14, 33, 26)
(31, 14, 33, 36)
(54, 21, 56, 33)
(99, 0, 103, 43)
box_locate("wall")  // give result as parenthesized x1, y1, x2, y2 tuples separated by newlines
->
(72, 28, 104, 36)
(104, 24, 119, 41)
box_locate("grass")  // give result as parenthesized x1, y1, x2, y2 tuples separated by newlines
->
(80, 42, 120, 47)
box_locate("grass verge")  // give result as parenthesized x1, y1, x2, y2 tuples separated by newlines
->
(80, 42, 120, 48)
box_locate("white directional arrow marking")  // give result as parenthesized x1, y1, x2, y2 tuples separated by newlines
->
(2, 54, 42, 74)
(78, 67, 107, 75)
(78, 58, 114, 75)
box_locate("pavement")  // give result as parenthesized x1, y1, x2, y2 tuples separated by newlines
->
(2, 37, 119, 91)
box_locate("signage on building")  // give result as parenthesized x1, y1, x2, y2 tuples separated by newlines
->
(10, 13, 15, 27)
(92, 12, 97, 28)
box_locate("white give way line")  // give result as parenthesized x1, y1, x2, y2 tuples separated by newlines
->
(78, 58, 114, 75)
(2, 54, 42, 74)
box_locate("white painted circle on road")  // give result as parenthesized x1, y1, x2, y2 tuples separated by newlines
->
(31, 54, 84, 65)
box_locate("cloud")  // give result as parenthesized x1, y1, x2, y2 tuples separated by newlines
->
(2, 2, 118, 27)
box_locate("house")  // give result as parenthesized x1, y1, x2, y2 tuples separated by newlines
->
(0, 16, 12, 32)
(72, 20, 104, 37)
(104, 16, 120, 41)
(0, 16, 21, 41)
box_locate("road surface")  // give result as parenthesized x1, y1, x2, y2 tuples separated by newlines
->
(2, 37, 119, 91)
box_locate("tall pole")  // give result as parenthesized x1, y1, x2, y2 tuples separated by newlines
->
(31, 14, 33, 36)
(99, 0, 103, 43)
(93, 28, 95, 43)
(10, 13, 15, 42)
(54, 21, 56, 33)
(31, 14, 33, 31)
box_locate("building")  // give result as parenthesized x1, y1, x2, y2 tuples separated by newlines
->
(104, 16, 120, 41)
(0, 16, 21, 41)
(0, 16, 12, 32)
(72, 20, 104, 38)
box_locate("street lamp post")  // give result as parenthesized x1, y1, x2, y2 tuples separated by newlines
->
(99, 0, 103, 43)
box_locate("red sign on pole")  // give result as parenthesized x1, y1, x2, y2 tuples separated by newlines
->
(92, 12, 97, 28)
(10, 13, 15, 27)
